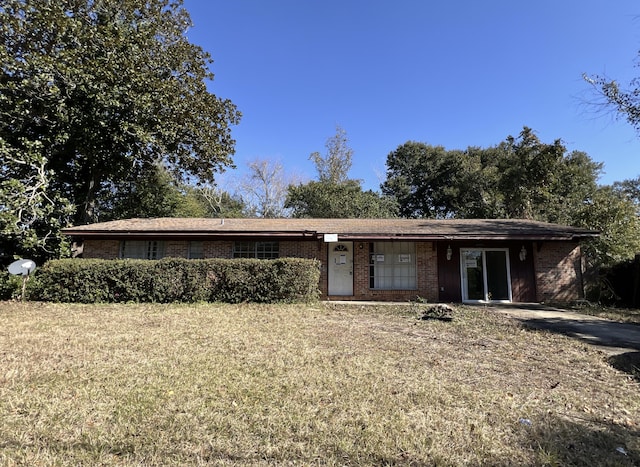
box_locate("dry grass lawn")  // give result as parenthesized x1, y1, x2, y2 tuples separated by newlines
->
(0, 301, 638, 466)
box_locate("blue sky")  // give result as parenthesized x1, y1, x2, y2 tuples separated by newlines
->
(183, 0, 640, 191)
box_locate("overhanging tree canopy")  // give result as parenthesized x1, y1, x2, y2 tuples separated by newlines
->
(382, 127, 602, 223)
(0, 0, 240, 259)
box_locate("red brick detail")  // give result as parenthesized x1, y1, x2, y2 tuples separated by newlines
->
(534, 241, 583, 303)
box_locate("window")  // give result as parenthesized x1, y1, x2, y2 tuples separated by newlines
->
(120, 240, 165, 259)
(369, 242, 416, 290)
(188, 241, 204, 259)
(233, 241, 279, 259)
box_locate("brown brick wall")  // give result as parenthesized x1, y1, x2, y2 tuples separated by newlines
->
(81, 237, 584, 304)
(534, 241, 583, 303)
(202, 241, 233, 259)
(280, 240, 321, 259)
(165, 240, 188, 258)
(83, 240, 120, 259)
(327, 241, 438, 302)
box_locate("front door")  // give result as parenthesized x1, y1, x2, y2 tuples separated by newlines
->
(461, 249, 511, 302)
(328, 242, 353, 296)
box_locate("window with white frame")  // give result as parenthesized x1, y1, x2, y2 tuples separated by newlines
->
(233, 241, 279, 259)
(120, 240, 165, 260)
(188, 241, 204, 259)
(369, 242, 416, 290)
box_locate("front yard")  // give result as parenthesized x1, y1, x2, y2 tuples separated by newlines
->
(0, 302, 638, 465)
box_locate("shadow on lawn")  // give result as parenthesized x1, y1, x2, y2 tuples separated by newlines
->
(510, 414, 639, 467)
(1, 413, 638, 465)
(514, 317, 640, 352)
(608, 351, 640, 383)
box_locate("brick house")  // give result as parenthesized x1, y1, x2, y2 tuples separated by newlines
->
(62, 218, 598, 303)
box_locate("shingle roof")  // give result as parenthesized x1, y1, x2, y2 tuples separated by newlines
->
(62, 218, 598, 241)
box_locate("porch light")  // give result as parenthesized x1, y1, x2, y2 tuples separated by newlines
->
(446, 245, 452, 261)
(519, 245, 527, 261)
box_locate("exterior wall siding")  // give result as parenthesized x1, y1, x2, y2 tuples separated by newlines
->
(534, 241, 583, 303)
(203, 241, 233, 259)
(83, 240, 120, 259)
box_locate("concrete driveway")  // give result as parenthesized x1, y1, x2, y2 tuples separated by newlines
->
(488, 303, 640, 356)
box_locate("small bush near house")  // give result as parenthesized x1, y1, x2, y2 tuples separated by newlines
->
(0, 270, 22, 300)
(27, 258, 320, 303)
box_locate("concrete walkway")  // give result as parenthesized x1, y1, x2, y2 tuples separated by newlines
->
(486, 303, 640, 356)
(325, 300, 640, 356)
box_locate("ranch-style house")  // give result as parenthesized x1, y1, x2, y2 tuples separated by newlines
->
(62, 217, 598, 304)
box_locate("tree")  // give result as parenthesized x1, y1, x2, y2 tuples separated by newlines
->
(286, 127, 396, 218)
(495, 128, 601, 223)
(382, 128, 602, 222)
(286, 180, 398, 218)
(195, 185, 245, 218)
(382, 142, 465, 218)
(0, 0, 240, 259)
(613, 177, 640, 214)
(0, 139, 73, 263)
(573, 185, 640, 268)
(309, 125, 353, 184)
(239, 159, 295, 218)
(102, 162, 212, 220)
(583, 71, 640, 135)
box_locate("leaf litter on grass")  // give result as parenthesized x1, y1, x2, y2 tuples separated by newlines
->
(0, 301, 638, 465)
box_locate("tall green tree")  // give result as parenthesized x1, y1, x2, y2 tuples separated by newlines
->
(0, 139, 73, 263)
(382, 142, 467, 218)
(613, 177, 640, 214)
(495, 128, 601, 223)
(309, 125, 353, 184)
(102, 162, 212, 220)
(286, 127, 397, 218)
(573, 185, 640, 269)
(1, 0, 240, 259)
(382, 128, 602, 222)
(286, 180, 398, 218)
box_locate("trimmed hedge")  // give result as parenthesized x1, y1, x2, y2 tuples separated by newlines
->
(27, 257, 321, 303)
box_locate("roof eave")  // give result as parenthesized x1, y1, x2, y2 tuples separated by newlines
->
(63, 230, 598, 241)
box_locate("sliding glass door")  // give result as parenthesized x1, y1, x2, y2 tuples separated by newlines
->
(461, 249, 512, 302)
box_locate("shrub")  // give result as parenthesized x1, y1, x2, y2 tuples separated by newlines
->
(0, 270, 22, 300)
(27, 257, 320, 304)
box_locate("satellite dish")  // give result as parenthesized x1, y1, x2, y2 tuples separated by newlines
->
(8, 259, 36, 276)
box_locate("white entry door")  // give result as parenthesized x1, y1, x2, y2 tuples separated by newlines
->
(328, 242, 353, 296)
